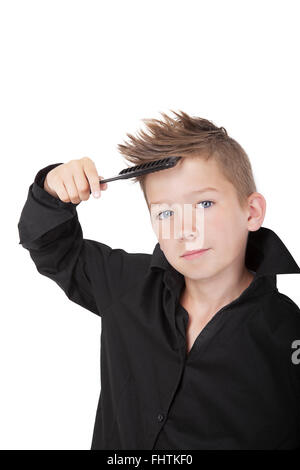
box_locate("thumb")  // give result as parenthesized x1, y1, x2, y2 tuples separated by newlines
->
(99, 176, 108, 191)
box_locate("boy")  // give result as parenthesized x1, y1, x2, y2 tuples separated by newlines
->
(18, 110, 300, 450)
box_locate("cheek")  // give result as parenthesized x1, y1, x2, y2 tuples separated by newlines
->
(211, 213, 246, 254)
(205, 207, 243, 247)
(152, 219, 177, 241)
(204, 209, 227, 242)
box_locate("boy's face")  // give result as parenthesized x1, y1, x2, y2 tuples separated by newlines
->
(146, 156, 253, 281)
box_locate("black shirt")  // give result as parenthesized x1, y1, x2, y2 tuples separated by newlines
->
(18, 163, 300, 450)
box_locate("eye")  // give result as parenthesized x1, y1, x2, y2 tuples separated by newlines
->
(157, 209, 174, 220)
(157, 201, 214, 220)
(196, 200, 214, 209)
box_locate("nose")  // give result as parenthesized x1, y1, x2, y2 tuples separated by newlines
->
(177, 205, 200, 240)
(174, 205, 206, 252)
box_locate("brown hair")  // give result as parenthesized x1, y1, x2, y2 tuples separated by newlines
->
(117, 109, 257, 209)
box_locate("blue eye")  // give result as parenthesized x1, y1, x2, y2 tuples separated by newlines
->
(158, 209, 173, 220)
(196, 200, 214, 209)
(157, 201, 214, 220)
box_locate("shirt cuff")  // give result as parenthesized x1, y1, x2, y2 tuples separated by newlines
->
(18, 163, 81, 248)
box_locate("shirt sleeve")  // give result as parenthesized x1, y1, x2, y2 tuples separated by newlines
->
(17, 163, 149, 317)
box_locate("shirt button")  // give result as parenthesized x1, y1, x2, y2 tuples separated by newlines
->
(157, 413, 164, 422)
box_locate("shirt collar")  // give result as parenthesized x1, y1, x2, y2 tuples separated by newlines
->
(148, 226, 300, 300)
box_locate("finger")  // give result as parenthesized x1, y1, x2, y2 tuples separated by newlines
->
(99, 176, 108, 190)
(55, 179, 71, 203)
(64, 174, 81, 204)
(83, 159, 102, 198)
(72, 165, 92, 201)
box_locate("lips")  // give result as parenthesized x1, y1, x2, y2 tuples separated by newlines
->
(181, 248, 209, 257)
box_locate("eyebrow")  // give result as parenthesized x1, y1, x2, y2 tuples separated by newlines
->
(149, 187, 219, 205)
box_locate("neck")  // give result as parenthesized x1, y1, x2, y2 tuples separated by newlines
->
(181, 265, 255, 317)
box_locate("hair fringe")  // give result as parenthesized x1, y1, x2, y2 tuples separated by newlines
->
(117, 109, 256, 208)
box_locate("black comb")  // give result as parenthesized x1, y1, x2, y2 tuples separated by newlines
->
(99, 156, 182, 184)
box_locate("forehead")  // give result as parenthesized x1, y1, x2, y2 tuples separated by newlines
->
(146, 156, 232, 204)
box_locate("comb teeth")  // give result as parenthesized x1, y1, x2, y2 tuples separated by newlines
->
(99, 156, 182, 184)
(119, 157, 177, 175)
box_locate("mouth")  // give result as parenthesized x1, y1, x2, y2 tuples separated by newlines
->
(181, 248, 210, 260)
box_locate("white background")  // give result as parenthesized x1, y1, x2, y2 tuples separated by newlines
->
(1, 0, 299, 449)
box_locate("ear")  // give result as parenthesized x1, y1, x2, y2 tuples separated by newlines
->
(246, 192, 266, 231)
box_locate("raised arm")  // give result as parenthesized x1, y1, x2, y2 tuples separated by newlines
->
(18, 157, 149, 317)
